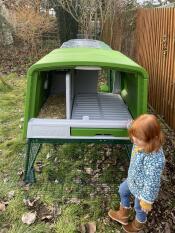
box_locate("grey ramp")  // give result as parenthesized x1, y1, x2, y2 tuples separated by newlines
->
(71, 93, 132, 121)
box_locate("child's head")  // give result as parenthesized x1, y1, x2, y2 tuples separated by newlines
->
(128, 114, 164, 152)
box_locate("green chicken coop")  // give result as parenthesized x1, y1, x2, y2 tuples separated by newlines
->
(23, 39, 148, 183)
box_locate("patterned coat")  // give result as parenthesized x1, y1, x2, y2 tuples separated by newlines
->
(127, 145, 165, 203)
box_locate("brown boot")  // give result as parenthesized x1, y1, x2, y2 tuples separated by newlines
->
(122, 218, 146, 232)
(108, 204, 130, 225)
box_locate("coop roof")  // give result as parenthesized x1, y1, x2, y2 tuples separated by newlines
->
(61, 39, 111, 50)
(28, 40, 148, 79)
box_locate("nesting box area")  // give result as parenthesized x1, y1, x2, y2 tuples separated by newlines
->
(23, 39, 148, 140)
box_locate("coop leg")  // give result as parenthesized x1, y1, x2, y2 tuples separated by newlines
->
(124, 144, 133, 160)
(24, 139, 42, 183)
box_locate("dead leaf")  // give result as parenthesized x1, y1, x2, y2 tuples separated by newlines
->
(74, 177, 82, 184)
(2, 201, 9, 206)
(41, 214, 52, 221)
(84, 168, 93, 175)
(164, 222, 171, 233)
(0, 203, 6, 212)
(106, 148, 112, 157)
(23, 184, 30, 191)
(23, 196, 40, 207)
(0, 223, 11, 233)
(67, 197, 80, 204)
(35, 161, 43, 173)
(90, 193, 96, 198)
(3, 178, 9, 183)
(46, 153, 51, 159)
(7, 191, 15, 200)
(20, 117, 24, 122)
(79, 224, 86, 233)
(85, 222, 96, 233)
(119, 166, 125, 172)
(17, 169, 24, 177)
(37, 204, 52, 221)
(37, 203, 60, 222)
(21, 212, 36, 225)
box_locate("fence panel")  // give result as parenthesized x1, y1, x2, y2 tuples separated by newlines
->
(135, 8, 175, 130)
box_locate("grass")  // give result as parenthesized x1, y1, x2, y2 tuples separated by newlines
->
(0, 73, 129, 232)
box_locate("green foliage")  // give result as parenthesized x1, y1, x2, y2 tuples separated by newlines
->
(99, 84, 109, 92)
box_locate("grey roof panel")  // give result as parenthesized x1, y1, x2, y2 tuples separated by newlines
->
(61, 39, 111, 50)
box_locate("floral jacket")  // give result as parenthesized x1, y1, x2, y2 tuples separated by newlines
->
(127, 145, 165, 203)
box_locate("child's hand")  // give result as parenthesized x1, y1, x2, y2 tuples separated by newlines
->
(140, 199, 152, 213)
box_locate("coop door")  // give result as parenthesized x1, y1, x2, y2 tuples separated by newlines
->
(38, 71, 66, 119)
(112, 71, 121, 94)
(66, 72, 71, 119)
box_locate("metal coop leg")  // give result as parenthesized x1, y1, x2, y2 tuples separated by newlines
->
(124, 144, 133, 160)
(24, 139, 42, 183)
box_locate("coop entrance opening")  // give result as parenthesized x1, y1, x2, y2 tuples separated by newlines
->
(37, 68, 123, 121)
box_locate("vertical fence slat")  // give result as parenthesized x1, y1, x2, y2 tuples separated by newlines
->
(160, 8, 166, 115)
(151, 9, 158, 109)
(169, 9, 175, 129)
(164, 8, 171, 123)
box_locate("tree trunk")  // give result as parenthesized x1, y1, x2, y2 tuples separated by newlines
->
(54, 5, 78, 45)
(0, 0, 13, 45)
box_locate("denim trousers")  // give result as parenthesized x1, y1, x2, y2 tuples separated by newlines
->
(118, 180, 147, 222)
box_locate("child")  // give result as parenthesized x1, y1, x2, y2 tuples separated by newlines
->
(108, 114, 165, 233)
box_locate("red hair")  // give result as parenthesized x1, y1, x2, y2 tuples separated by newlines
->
(128, 114, 164, 153)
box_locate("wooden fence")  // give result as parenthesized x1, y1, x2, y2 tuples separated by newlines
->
(135, 8, 175, 131)
(103, 8, 175, 131)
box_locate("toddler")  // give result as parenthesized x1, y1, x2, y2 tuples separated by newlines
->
(108, 114, 165, 232)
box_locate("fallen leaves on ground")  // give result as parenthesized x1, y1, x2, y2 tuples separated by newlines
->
(21, 211, 37, 225)
(0, 203, 6, 212)
(23, 196, 40, 208)
(79, 222, 96, 233)
(22, 196, 61, 224)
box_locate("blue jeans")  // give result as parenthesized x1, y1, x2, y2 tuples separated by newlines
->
(118, 180, 147, 222)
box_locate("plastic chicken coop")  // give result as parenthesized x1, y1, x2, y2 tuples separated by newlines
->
(23, 39, 148, 183)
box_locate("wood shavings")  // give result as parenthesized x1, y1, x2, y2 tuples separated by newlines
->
(38, 95, 66, 119)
